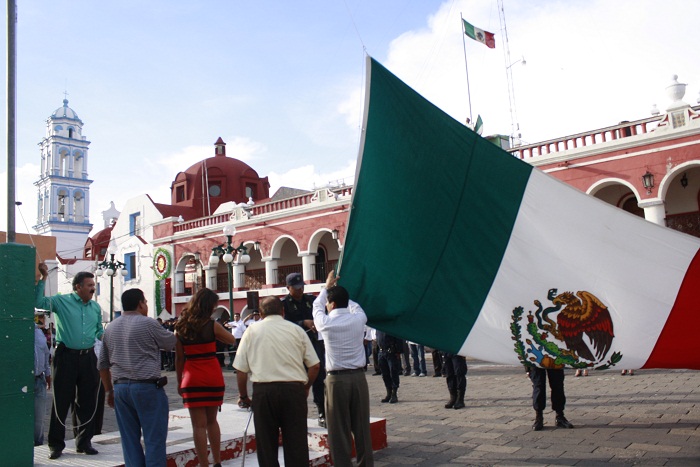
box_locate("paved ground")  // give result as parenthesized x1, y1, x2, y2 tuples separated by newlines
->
(45, 359, 700, 466)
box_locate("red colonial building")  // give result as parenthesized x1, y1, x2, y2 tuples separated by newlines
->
(148, 75, 700, 319)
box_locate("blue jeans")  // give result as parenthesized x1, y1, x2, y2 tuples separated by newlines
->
(34, 375, 48, 445)
(114, 382, 169, 467)
(410, 344, 427, 375)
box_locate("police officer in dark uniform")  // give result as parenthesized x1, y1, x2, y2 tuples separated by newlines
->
(281, 272, 327, 427)
(376, 330, 404, 403)
(443, 353, 468, 409)
(528, 366, 574, 431)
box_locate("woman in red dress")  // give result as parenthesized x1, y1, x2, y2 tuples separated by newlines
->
(175, 289, 236, 467)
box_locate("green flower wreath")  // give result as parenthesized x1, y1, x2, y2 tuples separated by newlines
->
(153, 248, 172, 280)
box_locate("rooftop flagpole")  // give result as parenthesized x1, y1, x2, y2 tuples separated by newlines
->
(460, 13, 473, 124)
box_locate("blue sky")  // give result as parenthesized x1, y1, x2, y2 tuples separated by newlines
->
(3, 0, 700, 234)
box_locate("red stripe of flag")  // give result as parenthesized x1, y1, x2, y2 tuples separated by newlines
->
(643, 247, 700, 369)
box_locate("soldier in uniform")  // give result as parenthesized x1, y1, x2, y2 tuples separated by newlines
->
(281, 272, 327, 427)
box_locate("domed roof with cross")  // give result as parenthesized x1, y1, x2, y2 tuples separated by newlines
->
(51, 98, 81, 122)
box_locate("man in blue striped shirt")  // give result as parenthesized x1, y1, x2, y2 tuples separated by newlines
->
(99, 288, 176, 467)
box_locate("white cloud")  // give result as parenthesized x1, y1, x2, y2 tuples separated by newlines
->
(267, 159, 356, 195)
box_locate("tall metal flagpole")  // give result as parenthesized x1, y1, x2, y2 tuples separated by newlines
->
(6, 0, 17, 243)
(499, 0, 521, 147)
(460, 13, 473, 124)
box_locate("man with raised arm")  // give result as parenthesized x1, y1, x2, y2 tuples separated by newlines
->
(313, 272, 374, 467)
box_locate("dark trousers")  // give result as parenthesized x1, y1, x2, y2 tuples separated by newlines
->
(530, 367, 566, 413)
(252, 382, 309, 467)
(378, 350, 401, 389)
(72, 383, 105, 436)
(432, 349, 443, 375)
(371, 340, 380, 372)
(444, 354, 467, 392)
(325, 371, 374, 467)
(312, 340, 326, 412)
(49, 345, 100, 451)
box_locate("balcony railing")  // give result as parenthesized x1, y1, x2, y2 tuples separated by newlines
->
(314, 260, 338, 282)
(508, 115, 664, 160)
(666, 212, 700, 239)
(274, 265, 303, 286)
(243, 269, 266, 290)
(173, 186, 353, 234)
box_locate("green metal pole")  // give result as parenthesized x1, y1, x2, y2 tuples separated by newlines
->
(109, 253, 115, 321)
(226, 235, 234, 313)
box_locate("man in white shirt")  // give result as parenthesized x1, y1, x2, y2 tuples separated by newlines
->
(313, 272, 374, 467)
(233, 297, 320, 467)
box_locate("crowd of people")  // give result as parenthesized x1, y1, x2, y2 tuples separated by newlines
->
(34, 263, 579, 466)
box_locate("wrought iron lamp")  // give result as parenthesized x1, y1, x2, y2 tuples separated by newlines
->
(642, 171, 654, 194)
(95, 241, 128, 322)
(210, 224, 250, 314)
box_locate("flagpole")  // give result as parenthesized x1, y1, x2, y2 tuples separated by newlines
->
(460, 13, 473, 124)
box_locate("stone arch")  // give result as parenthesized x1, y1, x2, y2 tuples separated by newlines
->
(587, 177, 642, 201)
(270, 235, 301, 259)
(57, 187, 69, 220)
(73, 150, 84, 175)
(73, 190, 85, 222)
(174, 252, 203, 295)
(661, 162, 700, 237)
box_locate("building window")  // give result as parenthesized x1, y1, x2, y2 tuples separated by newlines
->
(124, 253, 136, 280)
(208, 183, 221, 197)
(58, 192, 67, 221)
(129, 212, 141, 236)
(176, 185, 185, 202)
(245, 184, 256, 200)
(68, 128, 73, 138)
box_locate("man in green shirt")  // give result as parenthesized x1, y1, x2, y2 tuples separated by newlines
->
(36, 262, 103, 460)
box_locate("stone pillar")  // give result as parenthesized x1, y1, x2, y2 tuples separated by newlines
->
(639, 199, 666, 226)
(233, 264, 246, 288)
(174, 271, 186, 294)
(264, 258, 278, 286)
(301, 253, 316, 281)
(205, 266, 218, 290)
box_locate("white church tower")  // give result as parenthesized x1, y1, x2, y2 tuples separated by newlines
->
(33, 98, 93, 258)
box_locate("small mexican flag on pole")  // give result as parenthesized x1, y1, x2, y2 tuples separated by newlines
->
(463, 18, 495, 48)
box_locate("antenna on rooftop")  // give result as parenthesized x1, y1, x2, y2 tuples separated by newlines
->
(499, 0, 523, 147)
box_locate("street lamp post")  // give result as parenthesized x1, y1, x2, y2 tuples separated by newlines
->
(95, 242, 128, 322)
(210, 224, 250, 314)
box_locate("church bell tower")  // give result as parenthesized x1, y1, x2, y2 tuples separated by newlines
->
(33, 98, 93, 258)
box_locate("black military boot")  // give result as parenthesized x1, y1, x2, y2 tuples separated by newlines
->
(444, 389, 457, 409)
(381, 387, 392, 403)
(389, 388, 398, 403)
(555, 411, 574, 429)
(453, 389, 466, 410)
(532, 411, 544, 431)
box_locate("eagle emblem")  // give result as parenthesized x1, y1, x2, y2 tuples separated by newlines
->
(511, 288, 622, 370)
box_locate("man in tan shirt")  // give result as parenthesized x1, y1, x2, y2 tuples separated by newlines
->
(233, 297, 320, 466)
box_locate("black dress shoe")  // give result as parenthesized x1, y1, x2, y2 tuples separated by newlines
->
(48, 450, 62, 460)
(532, 418, 544, 431)
(77, 446, 99, 455)
(555, 415, 574, 429)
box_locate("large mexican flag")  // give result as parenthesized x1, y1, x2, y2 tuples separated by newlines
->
(339, 57, 700, 371)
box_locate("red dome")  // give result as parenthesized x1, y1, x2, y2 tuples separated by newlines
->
(170, 138, 270, 217)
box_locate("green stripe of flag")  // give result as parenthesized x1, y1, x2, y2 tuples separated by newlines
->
(340, 57, 532, 352)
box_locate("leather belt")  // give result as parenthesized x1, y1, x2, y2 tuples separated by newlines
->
(327, 368, 364, 375)
(114, 378, 159, 385)
(60, 344, 93, 355)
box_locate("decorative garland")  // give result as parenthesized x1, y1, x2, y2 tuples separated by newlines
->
(153, 248, 172, 280)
